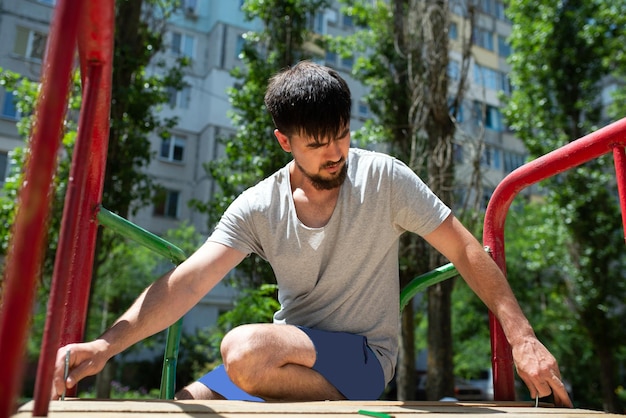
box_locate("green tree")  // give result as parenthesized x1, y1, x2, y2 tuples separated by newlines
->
(505, 0, 626, 412)
(330, 0, 474, 400)
(193, 0, 329, 290)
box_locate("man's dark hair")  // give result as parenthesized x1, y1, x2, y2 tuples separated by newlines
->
(264, 61, 352, 142)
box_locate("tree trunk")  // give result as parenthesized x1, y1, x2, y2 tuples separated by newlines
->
(583, 308, 623, 413)
(95, 361, 114, 398)
(596, 341, 622, 413)
(426, 280, 454, 400)
(397, 303, 416, 400)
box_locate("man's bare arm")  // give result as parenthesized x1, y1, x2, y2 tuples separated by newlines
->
(423, 214, 572, 407)
(51, 241, 246, 398)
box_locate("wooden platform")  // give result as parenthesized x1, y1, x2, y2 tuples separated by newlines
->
(14, 399, 622, 418)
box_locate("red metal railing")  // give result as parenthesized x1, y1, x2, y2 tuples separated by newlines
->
(483, 117, 626, 400)
(0, 0, 113, 417)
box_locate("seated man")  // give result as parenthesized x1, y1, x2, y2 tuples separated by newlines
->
(52, 61, 572, 406)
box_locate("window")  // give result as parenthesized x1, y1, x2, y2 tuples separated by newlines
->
(153, 189, 180, 218)
(14, 26, 48, 60)
(342, 14, 353, 28)
(449, 22, 458, 40)
(473, 28, 494, 51)
(0, 151, 8, 184)
(314, 9, 337, 34)
(474, 102, 504, 131)
(171, 32, 195, 58)
(498, 35, 511, 58)
(357, 101, 370, 118)
(481, 0, 494, 15)
(448, 60, 460, 81)
(454, 143, 464, 164)
(481, 145, 501, 169)
(451, 0, 465, 16)
(495, 1, 507, 20)
(183, 0, 196, 11)
(474, 65, 496, 90)
(449, 98, 464, 122)
(503, 151, 526, 172)
(235, 35, 245, 59)
(167, 86, 191, 109)
(340, 55, 354, 70)
(183, 0, 197, 18)
(482, 187, 493, 208)
(160, 135, 186, 162)
(485, 105, 503, 131)
(474, 64, 510, 94)
(1, 91, 19, 119)
(325, 51, 337, 66)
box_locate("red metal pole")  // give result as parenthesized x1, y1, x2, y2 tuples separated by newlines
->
(613, 146, 626, 243)
(483, 117, 626, 401)
(33, 62, 102, 416)
(58, 0, 114, 398)
(0, 0, 82, 416)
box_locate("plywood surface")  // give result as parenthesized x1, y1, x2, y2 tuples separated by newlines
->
(14, 399, 621, 418)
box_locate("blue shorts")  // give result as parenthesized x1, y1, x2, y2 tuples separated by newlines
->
(197, 326, 385, 401)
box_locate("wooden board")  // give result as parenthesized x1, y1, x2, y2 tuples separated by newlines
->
(14, 399, 622, 418)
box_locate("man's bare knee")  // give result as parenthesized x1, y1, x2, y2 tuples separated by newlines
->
(175, 381, 226, 400)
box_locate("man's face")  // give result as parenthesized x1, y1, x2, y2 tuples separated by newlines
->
(288, 128, 351, 191)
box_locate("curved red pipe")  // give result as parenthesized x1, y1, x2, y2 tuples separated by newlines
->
(483, 117, 626, 400)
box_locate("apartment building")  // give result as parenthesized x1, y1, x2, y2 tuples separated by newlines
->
(448, 0, 527, 207)
(0, 0, 521, 334)
(0, 0, 54, 189)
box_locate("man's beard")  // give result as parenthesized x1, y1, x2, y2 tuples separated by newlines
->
(295, 159, 348, 190)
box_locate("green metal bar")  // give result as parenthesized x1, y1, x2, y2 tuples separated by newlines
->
(399, 263, 458, 311)
(97, 206, 187, 264)
(96, 206, 187, 399)
(159, 319, 183, 399)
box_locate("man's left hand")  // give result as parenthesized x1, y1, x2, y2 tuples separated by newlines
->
(512, 337, 573, 408)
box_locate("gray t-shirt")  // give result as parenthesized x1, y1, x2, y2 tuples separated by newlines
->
(208, 148, 451, 384)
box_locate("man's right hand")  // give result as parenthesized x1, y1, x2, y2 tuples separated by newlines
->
(51, 340, 111, 400)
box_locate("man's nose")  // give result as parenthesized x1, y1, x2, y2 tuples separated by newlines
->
(324, 140, 343, 161)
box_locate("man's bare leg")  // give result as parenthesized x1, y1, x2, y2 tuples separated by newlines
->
(221, 323, 345, 401)
(175, 381, 226, 400)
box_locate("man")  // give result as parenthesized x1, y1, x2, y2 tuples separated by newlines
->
(52, 61, 572, 406)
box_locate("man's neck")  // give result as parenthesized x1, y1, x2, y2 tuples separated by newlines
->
(289, 163, 340, 228)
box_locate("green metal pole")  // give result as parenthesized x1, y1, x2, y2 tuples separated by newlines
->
(399, 263, 458, 311)
(97, 206, 187, 399)
(159, 319, 183, 399)
(97, 206, 187, 264)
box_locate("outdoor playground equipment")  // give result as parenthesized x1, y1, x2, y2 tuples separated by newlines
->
(0, 1, 625, 417)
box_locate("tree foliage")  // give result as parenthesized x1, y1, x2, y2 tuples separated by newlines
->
(504, 0, 626, 411)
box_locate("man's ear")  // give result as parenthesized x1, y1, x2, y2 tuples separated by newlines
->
(274, 129, 291, 152)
